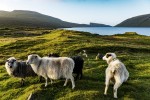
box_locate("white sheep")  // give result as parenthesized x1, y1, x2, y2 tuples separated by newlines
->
(26, 54, 75, 89)
(103, 53, 129, 98)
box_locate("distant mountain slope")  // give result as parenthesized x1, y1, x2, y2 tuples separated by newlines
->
(0, 10, 110, 28)
(0, 10, 88, 28)
(116, 14, 150, 27)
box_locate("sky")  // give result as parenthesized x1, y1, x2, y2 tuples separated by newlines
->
(0, 0, 150, 26)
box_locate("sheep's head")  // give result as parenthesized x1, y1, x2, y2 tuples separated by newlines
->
(96, 53, 104, 60)
(27, 54, 40, 65)
(102, 53, 117, 64)
(5, 57, 17, 75)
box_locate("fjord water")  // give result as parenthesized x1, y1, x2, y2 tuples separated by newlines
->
(65, 27, 150, 36)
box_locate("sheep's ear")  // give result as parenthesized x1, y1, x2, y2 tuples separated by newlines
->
(106, 54, 112, 58)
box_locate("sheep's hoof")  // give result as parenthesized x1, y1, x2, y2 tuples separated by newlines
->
(63, 84, 66, 87)
(72, 86, 75, 89)
(104, 93, 107, 96)
(45, 84, 48, 87)
(114, 96, 118, 99)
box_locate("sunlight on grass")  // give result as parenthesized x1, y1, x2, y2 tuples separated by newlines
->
(0, 29, 150, 99)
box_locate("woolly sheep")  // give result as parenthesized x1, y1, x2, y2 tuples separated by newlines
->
(5, 57, 37, 86)
(102, 53, 129, 98)
(48, 54, 84, 81)
(26, 54, 75, 89)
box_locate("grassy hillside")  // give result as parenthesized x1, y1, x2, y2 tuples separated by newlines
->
(0, 29, 150, 100)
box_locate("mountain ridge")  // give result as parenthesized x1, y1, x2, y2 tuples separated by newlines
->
(116, 14, 150, 27)
(0, 10, 110, 28)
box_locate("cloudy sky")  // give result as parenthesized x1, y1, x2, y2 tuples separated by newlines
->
(0, 0, 150, 26)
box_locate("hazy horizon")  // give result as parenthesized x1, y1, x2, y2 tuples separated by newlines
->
(0, 0, 150, 26)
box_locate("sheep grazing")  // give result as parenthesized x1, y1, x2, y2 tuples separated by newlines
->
(5, 57, 37, 86)
(95, 53, 103, 60)
(26, 54, 75, 89)
(102, 53, 129, 98)
(48, 54, 84, 81)
(71, 56, 84, 80)
(82, 50, 88, 58)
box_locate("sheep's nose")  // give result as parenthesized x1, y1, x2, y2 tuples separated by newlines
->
(9, 66, 12, 68)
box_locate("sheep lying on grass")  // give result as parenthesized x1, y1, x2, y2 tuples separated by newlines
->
(102, 53, 129, 98)
(48, 53, 84, 81)
(5, 57, 37, 86)
(27, 54, 75, 89)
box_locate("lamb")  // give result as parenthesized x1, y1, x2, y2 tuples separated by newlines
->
(102, 53, 129, 98)
(26, 54, 75, 89)
(48, 54, 84, 81)
(5, 57, 37, 86)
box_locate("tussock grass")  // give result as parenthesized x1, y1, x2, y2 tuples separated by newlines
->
(0, 29, 150, 100)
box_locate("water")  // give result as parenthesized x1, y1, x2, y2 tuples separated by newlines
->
(65, 27, 150, 36)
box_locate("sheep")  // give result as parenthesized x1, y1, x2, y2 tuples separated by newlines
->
(5, 57, 37, 86)
(26, 54, 75, 89)
(48, 54, 84, 81)
(102, 53, 129, 98)
(82, 50, 88, 58)
(71, 56, 84, 80)
(95, 53, 103, 60)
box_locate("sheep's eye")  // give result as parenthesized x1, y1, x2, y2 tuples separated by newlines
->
(106, 54, 111, 58)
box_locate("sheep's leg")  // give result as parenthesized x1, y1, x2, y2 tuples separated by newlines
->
(104, 75, 111, 95)
(113, 82, 121, 98)
(113, 76, 122, 98)
(21, 79, 25, 86)
(45, 77, 48, 87)
(63, 79, 68, 86)
(50, 79, 53, 84)
(70, 75, 75, 89)
(79, 70, 83, 80)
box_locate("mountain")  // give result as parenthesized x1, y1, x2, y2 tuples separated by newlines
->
(0, 10, 110, 28)
(0, 10, 89, 28)
(89, 22, 111, 27)
(116, 14, 150, 27)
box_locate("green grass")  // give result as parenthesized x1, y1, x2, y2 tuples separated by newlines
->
(0, 29, 150, 100)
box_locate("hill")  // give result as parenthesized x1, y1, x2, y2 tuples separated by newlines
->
(0, 29, 150, 99)
(0, 10, 89, 28)
(116, 14, 150, 27)
(0, 10, 110, 28)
